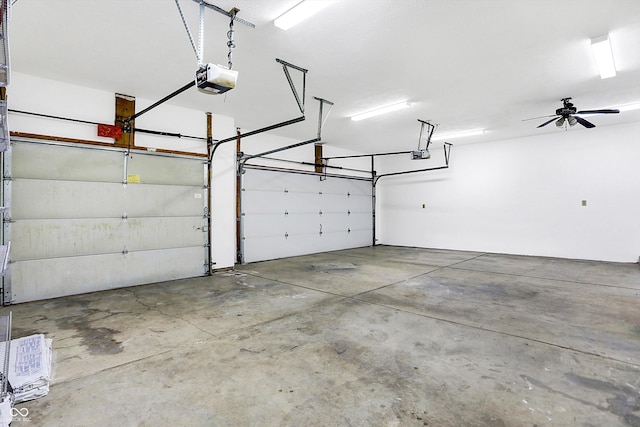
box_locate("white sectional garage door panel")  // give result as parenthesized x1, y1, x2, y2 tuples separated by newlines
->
(242, 168, 373, 263)
(9, 141, 206, 303)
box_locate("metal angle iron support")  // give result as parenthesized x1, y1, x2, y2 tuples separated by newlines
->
(209, 58, 311, 162)
(239, 96, 334, 168)
(277, 58, 308, 115)
(417, 119, 436, 151)
(175, 0, 199, 63)
(175, 0, 256, 64)
(313, 96, 334, 140)
(198, 1, 205, 65)
(192, 0, 255, 28)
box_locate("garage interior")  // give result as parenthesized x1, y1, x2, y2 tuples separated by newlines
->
(1, 1, 640, 426)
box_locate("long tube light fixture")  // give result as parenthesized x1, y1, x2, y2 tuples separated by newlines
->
(431, 128, 485, 141)
(274, 1, 330, 30)
(616, 102, 640, 112)
(351, 102, 411, 122)
(591, 35, 616, 79)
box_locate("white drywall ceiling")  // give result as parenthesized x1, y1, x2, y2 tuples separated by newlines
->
(8, 0, 640, 152)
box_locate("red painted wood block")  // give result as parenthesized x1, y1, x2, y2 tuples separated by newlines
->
(97, 124, 122, 139)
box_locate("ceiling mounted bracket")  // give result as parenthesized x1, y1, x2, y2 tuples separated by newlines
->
(176, 0, 254, 66)
(277, 58, 307, 115)
(412, 119, 436, 160)
(238, 96, 334, 170)
(313, 96, 334, 140)
(209, 59, 312, 162)
(192, 0, 255, 28)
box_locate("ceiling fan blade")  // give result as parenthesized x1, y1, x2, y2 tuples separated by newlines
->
(537, 116, 559, 128)
(576, 109, 620, 114)
(575, 116, 596, 128)
(522, 114, 556, 122)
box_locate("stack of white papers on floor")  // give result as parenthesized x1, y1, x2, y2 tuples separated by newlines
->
(0, 334, 53, 403)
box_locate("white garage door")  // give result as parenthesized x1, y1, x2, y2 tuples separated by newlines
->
(6, 139, 207, 303)
(241, 166, 373, 263)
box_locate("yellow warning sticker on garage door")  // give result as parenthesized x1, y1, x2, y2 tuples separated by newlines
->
(127, 174, 141, 184)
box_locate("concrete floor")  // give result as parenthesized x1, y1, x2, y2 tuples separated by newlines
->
(3, 246, 640, 426)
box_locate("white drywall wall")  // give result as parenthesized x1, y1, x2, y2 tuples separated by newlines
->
(209, 132, 236, 269)
(8, 72, 237, 269)
(377, 122, 640, 262)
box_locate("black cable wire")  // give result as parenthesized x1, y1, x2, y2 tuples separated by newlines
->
(9, 109, 208, 142)
(9, 109, 101, 126)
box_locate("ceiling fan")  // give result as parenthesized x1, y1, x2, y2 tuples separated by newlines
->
(529, 98, 620, 129)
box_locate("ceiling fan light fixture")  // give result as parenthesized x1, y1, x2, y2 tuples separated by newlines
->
(555, 117, 566, 127)
(591, 35, 616, 79)
(568, 116, 577, 126)
(350, 101, 411, 122)
(274, 1, 330, 31)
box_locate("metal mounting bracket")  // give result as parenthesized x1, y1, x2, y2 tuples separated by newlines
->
(192, 0, 255, 28)
(209, 58, 313, 162)
(238, 96, 334, 169)
(417, 119, 436, 151)
(176, 1, 255, 66)
(277, 58, 308, 115)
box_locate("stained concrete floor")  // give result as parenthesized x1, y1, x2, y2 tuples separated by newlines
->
(3, 246, 640, 426)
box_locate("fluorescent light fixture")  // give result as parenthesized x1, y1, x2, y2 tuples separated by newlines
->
(351, 102, 411, 122)
(274, 1, 330, 30)
(591, 35, 616, 79)
(616, 102, 640, 112)
(431, 129, 485, 141)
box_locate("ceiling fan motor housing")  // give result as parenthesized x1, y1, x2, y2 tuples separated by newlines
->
(556, 106, 577, 116)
